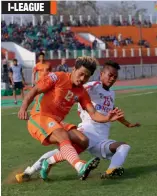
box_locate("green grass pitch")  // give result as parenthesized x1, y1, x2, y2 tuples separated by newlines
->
(2, 91, 157, 196)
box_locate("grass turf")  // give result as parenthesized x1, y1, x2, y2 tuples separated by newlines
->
(2, 91, 157, 196)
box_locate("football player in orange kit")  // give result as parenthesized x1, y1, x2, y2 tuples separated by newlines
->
(17, 56, 124, 182)
(32, 52, 52, 86)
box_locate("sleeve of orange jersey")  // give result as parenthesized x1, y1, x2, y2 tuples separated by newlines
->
(79, 88, 93, 110)
(33, 64, 38, 72)
(36, 72, 59, 93)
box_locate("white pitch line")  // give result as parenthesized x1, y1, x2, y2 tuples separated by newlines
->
(117, 91, 156, 99)
(2, 91, 157, 116)
(2, 110, 31, 116)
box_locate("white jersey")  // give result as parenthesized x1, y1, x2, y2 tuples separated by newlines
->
(78, 81, 115, 141)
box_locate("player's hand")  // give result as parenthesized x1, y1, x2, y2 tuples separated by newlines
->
(18, 108, 29, 120)
(108, 107, 124, 122)
(127, 122, 141, 128)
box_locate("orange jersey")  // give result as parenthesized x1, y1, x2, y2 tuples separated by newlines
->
(33, 61, 52, 80)
(31, 72, 92, 122)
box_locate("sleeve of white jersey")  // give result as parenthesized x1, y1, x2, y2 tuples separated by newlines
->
(77, 81, 100, 116)
(83, 81, 99, 95)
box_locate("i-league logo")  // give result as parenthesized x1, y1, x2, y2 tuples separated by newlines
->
(2, 1, 57, 15)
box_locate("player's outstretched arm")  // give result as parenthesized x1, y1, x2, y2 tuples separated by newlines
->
(18, 73, 58, 120)
(18, 86, 42, 120)
(86, 105, 124, 123)
(117, 117, 141, 128)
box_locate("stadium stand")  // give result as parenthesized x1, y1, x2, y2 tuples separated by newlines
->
(2, 17, 157, 59)
(1, 20, 91, 54)
(1, 14, 157, 95)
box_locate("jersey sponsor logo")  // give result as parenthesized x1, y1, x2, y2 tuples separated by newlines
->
(49, 73, 58, 82)
(48, 122, 55, 128)
(95, 104, 102, 110)
(95, 104, 112, 113)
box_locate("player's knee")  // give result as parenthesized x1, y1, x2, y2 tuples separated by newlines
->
(51, 128, 70, 143)
(117, 143, 131, 152)
(81, 136, 89, 149)
(120, 142, 130, 148)
(110, 142, 130, 153)
(69, 129, 89, 150)
(59, 130, 70, 141)
(75, 136, 89, 150)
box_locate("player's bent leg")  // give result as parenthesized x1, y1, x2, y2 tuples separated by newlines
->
(68, 128, 89, 152)
(16, 115, 63, 182)
(16, 124, 89, 183)
(40, 128, 99, 181)
(61, 121, 88, 153)
(101, 142, 131, 179)
(109, 142, 127, 153)
(57, 126, 100, 180)
(15, 149, 60, 183)
(16, 126, 88, 182)
(17, 115, 99, 181)
(39, 128, 73, 180)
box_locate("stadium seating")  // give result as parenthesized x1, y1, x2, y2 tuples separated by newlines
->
(1, 18, 157, 59)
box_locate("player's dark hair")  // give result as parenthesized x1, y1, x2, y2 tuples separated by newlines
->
(13, 58, 17, 63)
(103, 60, 120, 70)
(75, 56, 99, 76)
(39, 52, 45, 57)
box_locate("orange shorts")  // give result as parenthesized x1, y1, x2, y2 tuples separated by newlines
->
(27, 114, 76, 146)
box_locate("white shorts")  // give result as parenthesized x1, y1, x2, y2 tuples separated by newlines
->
(88, 140, 116, 159)
(78, 122, 116, 159)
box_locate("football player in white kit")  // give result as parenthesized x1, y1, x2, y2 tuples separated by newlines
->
(16, 60, 140, 182)
(77, 60, 140, 178)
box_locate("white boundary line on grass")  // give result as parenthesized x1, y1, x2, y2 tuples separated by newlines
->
(2, 91, 157, 116)
(116, 91, 156, 99)
(2, 110, 31, 116)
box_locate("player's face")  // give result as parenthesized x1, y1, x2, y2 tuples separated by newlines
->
(39, 55, 44, 62)
(13, 60, 17, 66)
(72, 66, 92, 86)
(62, 58, 66, 64)
(100, 66, 118, 88)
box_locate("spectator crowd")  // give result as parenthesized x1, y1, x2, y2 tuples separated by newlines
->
(1, 20, 92, 54)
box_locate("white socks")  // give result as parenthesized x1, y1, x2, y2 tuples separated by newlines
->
(75, 162, 85, 172)
(47, 156, 56, 165)
(108, 144, 131, 169)
(24, 144, 131, 175)
(25, 149, 59, 175)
